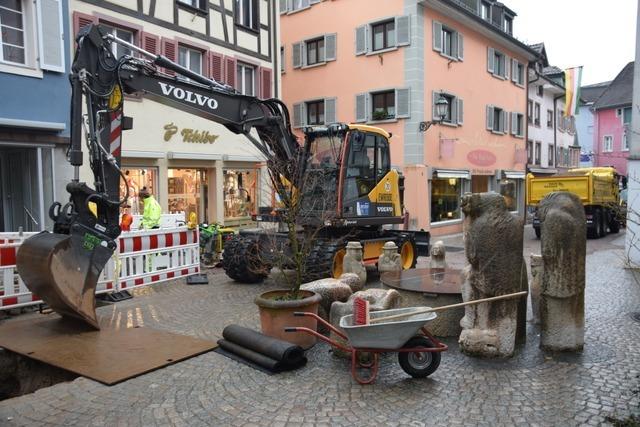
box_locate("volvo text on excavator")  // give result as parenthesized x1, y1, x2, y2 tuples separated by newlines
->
(16, 24, 429, 329)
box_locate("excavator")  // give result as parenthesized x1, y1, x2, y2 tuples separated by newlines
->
(16, 24, 428, 329)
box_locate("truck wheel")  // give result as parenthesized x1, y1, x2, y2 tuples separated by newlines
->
(534, 227, 541, 239)
(398, 235, 418, 270)
(222, 236, 270, 283)
(599, 210, 608, 237)
(609, 216, 621, 233)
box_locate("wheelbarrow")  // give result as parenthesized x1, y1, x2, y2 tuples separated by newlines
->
(285, 307, 448, 384)
(284, 291, 527, 384)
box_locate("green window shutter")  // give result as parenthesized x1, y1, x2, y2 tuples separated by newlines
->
(324, 98, 337, 124)
(355, 25, 367, 55)
(293, 103, 303, 128)
(457, 98, 464, 125)
(325, 33, 337, 61)
(396, 88, 410, 118)
(486, 105, 494, 130)
(457, 32, 464, 60)
(355, 93, 367, 122)
(432, 21, 443, 52)
(292, 42, 302, 68)
(487, 47, 495, 74)
(396, 15, 410, 46)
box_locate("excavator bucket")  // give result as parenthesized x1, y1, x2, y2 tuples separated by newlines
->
(16, 231, 114, 330)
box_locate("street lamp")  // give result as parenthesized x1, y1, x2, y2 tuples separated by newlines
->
(419, 96, 449, 132)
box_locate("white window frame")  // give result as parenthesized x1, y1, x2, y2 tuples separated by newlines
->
(534, 141, 541, 166)
(0, 0, 27, 66)
(622, 133, 629, 151)
(236, 61, 255, 96)
(178, 45, 203, 76)
(236, 0, 257, 30)
(102, 25, 134, 58)
(0, 0, 43, 78)
(370, 18, 396, 53)
(603, 135, 613, 153)
(304, 36, 325, 66)
(512, 113, 524, 138)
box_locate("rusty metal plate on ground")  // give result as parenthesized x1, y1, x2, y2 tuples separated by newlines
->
(0, 316, 216, 385)
(380, 268, 464, 294)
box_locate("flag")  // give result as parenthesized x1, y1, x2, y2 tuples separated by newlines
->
(564, 67, 583, 116)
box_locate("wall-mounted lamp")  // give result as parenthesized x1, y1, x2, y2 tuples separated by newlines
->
(418, 96, 449, 132)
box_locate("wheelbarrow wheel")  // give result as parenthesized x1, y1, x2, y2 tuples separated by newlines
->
(398, 336, 441, 378)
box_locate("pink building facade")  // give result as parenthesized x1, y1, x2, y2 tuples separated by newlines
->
(281, 0, 537, 235)
(593, 62, 633, 177)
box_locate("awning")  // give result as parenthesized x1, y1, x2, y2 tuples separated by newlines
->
(122, 150, 164, 159)
(433, 169, 471, 179)
(503, 170, 526, 179)
(528, 167, 557, 174)
(0, 117, 65, 131)
(167, 152, 223, 160)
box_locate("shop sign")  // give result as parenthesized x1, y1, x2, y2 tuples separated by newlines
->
(467, 149, 496, 167)
(164, 123, 219, 144)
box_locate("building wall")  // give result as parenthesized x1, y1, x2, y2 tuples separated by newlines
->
(281, 0, 533, 235)
(594, 107, 630, 176)
(0, 0, 73, 232)
(527, 80, 556, 169)
(577, 104, 595, 166)
(71, 0, 278, 227)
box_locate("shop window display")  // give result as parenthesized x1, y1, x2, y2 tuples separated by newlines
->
(431, 178, 462, 223)
(500, 179, 518, 212)
(224, 170, 257, 219)
(168, 168, 208, 222)
(120, 168, 157, 215)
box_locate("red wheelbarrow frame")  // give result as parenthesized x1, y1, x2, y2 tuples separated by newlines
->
(285, 311, 448, 385)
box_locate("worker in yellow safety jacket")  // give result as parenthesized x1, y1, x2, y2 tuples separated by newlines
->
(139, 187, 161, 229)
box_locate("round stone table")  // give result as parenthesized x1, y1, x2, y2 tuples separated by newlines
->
(380, 268, 464, 337)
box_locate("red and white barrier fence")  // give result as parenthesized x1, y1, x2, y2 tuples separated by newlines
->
(0, 227, 199, 311)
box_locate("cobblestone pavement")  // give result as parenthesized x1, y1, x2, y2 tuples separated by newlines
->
(0, 226, 639, 426)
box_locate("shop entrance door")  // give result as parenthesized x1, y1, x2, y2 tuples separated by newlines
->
(0, 148, 40, 232)
(168, 168, 208, 223)
(471, 175, 489, 194)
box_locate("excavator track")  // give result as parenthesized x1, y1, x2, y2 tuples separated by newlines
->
(222, 235, 271, 283)
(16, 231, 114, 329)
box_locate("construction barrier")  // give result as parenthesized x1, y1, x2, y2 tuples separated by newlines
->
(127, 212, 187, 230)
(0, 226, 199, 311)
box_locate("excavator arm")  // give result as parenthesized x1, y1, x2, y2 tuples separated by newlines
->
(16, 24, 303, 328)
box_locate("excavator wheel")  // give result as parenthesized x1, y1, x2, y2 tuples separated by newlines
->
(222, 235, 270, 283)
(398, 235, 418, 270)
(303, 240, 344, 282)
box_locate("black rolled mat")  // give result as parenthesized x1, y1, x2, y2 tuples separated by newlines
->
(216, 325, 307, 373)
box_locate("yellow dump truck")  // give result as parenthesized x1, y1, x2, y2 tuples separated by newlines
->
(526, 167, 622, 239)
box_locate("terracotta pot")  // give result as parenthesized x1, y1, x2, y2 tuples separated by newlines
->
(254, 289, 321, 349)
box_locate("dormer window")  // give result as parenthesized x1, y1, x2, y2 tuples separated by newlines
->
(503, 16, 513, 35)
(481, 1, 491, 21)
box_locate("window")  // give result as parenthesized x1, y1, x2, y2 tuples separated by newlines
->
(103, 26, 134, 58)
(511, 113, 524, 137)
(292, 34, 336, 68)
(289, 0, 310, 12)
(433, 21, 463, 60)
(535, 142, 541, 165)
(236, 0, 258, 31)
(280, 46, 284, 73)
(534, 103, 541, 126)
(372, 19, 395, 52)
(603, 135, 613, 152)
(371, 90, 395, 120)
(178, 0, 207, 10)
(623, 133, 629, 151)
(223, 169, 258, 219)
(546, 110, 553, 128)
(431, 178, 463, 223)
(0, 0, 25, 64)
(557, 110, 564, 132)
(306, 100, 324, 125)
(623, 106, 632, 125)
(481, 1, 491, 20)
(503, 16, 513, 35)
(486, 105, 507, 134)
(493, 50, 504, 76)
(305, 37, 325, 65)
(120, 168, 158, 216)
(178, 45, 202, 75)
(236, 62, 255, 96)
(168, 168, 208, 223)
(343, 133, 390, 208)
(488, 47, 508, 79)
(527, 100, 533, 122)
(537, 85, 543, 97)
(512, 60, 524, 86)
(548, 145, 554, 167)
(527, 140, 533, 164)
(500, 179, 518, 212)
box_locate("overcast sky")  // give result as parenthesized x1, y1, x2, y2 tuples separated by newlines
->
(507, 0, 637, 86)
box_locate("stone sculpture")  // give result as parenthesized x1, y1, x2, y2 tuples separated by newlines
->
(342, 241, 367, 287)
(529, 254, 543, 325)
(338, 273, 363, 293)
(458, 192, 528, 358)
(429, 240, 448, 269)
(538, 192, 586, 351)
(329, 288, 401, 357)
(377, 241, 402, 273)
(301, 278, 352, 322)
